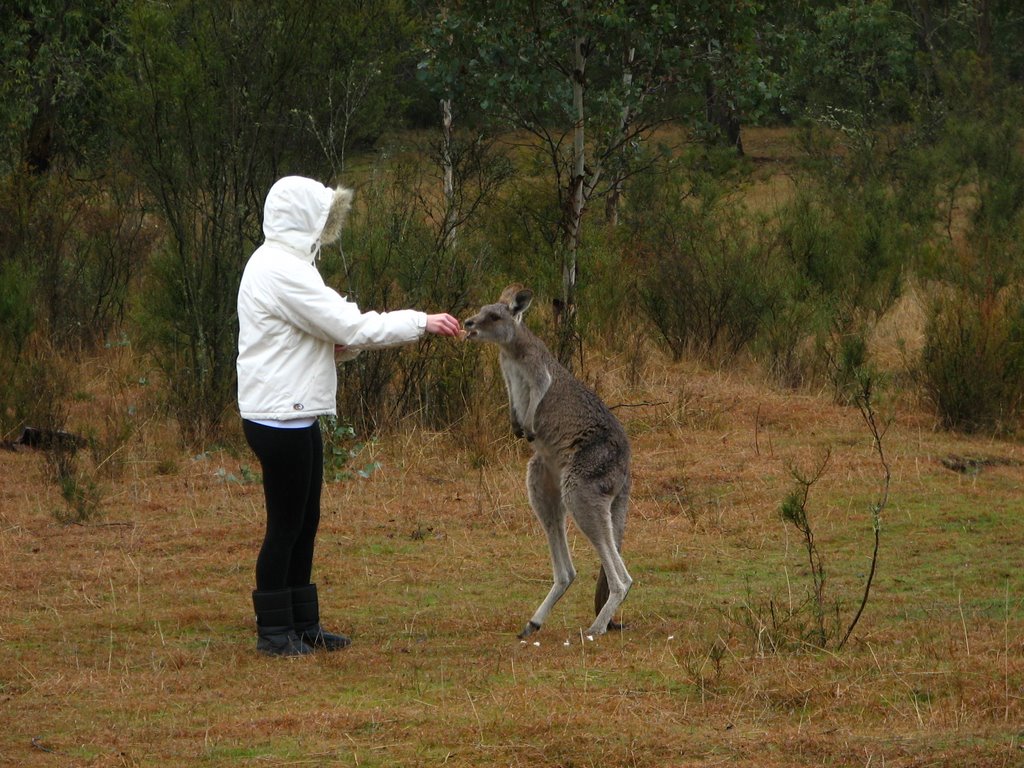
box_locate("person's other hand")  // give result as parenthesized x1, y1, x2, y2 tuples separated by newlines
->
(425, 313, 461, 337)
(334, 344, 361, 362)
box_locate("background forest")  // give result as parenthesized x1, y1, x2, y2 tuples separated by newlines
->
(2, 0, 1024, 452)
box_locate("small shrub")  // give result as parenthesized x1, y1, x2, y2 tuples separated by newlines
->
(753, 296, 826, 389)
(919, 289, 1024, 433)
(136, 236, 241, 447)
(0, 334, 71, 442)
(0, 258, 35, 360)
(320, 416, 380, 483)
(636, 206, 788, 363)
(744, 372, 888, 652)
(822, 320, 872, 404)
(51, 453, 102, 524)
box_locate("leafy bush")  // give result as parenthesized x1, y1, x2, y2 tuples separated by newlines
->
(776, 187, 905, 317)
(481, 174, 564, 301)
(0, 257, 35, 361)
(752, 296, 827, 389)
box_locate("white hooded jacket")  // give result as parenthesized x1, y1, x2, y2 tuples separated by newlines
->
(236, 176, 426, 421)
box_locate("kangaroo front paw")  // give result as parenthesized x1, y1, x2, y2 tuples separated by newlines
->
(517, 620, 542, 639)
(513, 426, 525, 439)
(525, 431, 536, 442)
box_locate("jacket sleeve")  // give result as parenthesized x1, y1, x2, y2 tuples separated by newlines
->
(268, 261, 426, 349)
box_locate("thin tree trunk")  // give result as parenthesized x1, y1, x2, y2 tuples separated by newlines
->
(705, 77, 744, 156)
(441, 97, 456, 247)
(606, 46, 635, 226)
(558, 35, 587, 368)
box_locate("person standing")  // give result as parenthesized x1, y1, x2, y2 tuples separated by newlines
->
(236, 176, 460, 656)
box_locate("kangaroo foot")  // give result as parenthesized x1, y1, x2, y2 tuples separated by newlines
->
(518, 620, 542, 639)
(607, 619, 627, 631)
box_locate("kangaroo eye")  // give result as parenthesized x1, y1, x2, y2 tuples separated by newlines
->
(487, 312, 501, 322)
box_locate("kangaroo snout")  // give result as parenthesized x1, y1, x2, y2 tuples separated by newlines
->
(462, 305, 511, 342)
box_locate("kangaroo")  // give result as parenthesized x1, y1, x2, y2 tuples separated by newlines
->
(463, 285, 632, 638)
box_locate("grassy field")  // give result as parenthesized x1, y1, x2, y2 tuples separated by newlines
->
(1, 340, 1023, 767)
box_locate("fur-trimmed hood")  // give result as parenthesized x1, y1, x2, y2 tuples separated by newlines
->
(262, 176, 352, 261)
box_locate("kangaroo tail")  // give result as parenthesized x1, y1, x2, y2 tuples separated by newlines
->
(595, 566, 624, 631)
(595, 565, 609, 616)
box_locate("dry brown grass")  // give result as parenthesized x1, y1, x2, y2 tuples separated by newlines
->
(2, 335, 1023, 767)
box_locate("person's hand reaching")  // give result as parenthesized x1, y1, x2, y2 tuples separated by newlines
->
(425, 313, 461, 337)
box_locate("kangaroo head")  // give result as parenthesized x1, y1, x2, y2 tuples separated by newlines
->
(463, 285, 534, 344)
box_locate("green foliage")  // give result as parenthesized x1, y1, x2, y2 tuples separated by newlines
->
(483, 178, 563, 298)
(778, 488, 806, 530)
(120, 1, 317, 445)
(134, 238, 238, 447)
(764, 117, 935, 389)
(0, 0, 128, 172)
(775, 189, 902, 312)
(931, 114, 1024, 291)
(0, 256, 35, 359)
(791, 1, 918, 125)
(776, 451, 831, 649)
(771, 383, 888, 653)
(688, 0, 786, 149)
(300, 0, 425, 174)
(0, 337, 70, 442)
(823, 325, 871, 405)
(911, 108, 1024, 434)
(214, 465, 259, 486)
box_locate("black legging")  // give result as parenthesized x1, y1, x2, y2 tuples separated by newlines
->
(242, 419, 323, 591)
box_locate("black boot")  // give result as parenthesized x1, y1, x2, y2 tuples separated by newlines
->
(292, 583, 351, 651)
(252, 588, 314, 657)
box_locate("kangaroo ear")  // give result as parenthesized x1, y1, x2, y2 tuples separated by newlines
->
(510, 289, 533, 319)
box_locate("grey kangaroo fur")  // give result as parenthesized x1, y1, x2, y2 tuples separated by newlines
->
(463, 285, 632, 638)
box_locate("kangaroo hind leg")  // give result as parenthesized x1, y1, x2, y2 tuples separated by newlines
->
(519, 456, 575, 639)
(569, 483, 631, 637)
(595, 485, 630, 630)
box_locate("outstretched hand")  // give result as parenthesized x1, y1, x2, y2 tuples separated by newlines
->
(425, 313, 461, 337)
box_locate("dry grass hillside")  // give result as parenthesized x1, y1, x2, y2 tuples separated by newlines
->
(2, 338, 1023, 767)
